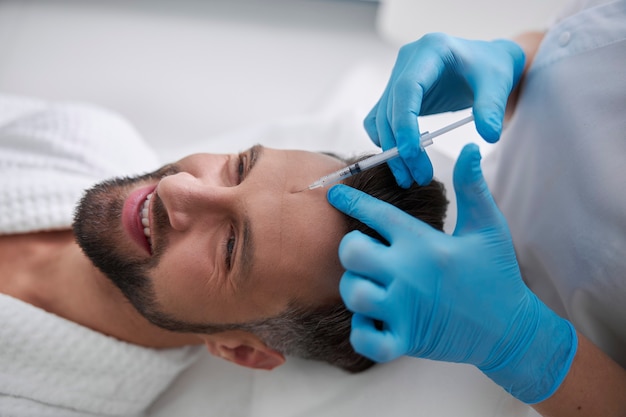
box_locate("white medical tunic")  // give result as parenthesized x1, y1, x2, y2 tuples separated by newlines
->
(485, 0, 626, 368)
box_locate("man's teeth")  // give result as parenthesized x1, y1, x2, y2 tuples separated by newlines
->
(141, 193, 152, 243)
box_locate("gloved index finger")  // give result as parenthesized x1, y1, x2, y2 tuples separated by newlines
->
(328, 185, 396, 244)
(328, 184, 433, 245)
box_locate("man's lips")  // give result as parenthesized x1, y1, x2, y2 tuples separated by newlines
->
(122, 185, 156, 255)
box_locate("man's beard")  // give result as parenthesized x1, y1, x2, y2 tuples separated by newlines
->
(72, 168, 174, 309)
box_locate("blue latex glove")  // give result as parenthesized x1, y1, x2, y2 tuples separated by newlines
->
(366, 33, 525, 186)
(327, 144, 577, 404)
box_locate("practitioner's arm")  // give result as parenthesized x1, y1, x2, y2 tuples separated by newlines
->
(505, 31, 545, 121)
(533, 332, 626, 417)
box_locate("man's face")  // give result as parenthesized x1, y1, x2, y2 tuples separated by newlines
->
(75, 146, 347, 326)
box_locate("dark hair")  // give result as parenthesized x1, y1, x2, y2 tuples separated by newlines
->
(343, 154, 447, 242)
(140, 154, 448, 373)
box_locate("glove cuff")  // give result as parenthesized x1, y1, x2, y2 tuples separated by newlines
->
(480, 295, 578, 404)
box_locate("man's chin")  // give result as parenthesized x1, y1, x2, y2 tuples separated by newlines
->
(72, 177, 148, 284)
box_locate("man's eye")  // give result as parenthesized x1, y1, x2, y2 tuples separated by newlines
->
(225, 228, 236, 270)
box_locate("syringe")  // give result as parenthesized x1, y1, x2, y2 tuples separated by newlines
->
(305, 114, 475, 190)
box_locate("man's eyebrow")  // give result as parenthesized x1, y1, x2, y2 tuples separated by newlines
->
(236, 144, 263, 283)
(248, 144, 263, 174)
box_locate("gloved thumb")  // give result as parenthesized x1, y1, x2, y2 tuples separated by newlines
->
(471, 94, 505, 143)
(469, 39, 525, 143)
(453, 143, 502, 235)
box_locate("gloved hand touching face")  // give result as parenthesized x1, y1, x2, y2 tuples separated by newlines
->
(327, 144, 577, 404)
(366, 34, 525, 186)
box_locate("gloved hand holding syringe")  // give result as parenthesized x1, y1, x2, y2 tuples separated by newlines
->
(303, 114, 474, 191)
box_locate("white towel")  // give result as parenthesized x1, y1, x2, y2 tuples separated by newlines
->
(0, 93, 202, 416)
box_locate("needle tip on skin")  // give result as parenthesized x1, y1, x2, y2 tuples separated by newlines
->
(292, 182, 323, 194)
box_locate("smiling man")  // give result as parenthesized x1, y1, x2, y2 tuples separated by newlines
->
(71, 144, 358, 371)
(73, 141, 448, 372)
(74, 145, 348, 327)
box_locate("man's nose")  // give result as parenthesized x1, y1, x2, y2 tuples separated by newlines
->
(156, 172, 233, 232)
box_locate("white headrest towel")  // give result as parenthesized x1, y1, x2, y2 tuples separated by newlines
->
(0, 93, 161, 235)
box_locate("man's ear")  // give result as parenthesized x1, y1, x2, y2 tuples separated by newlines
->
(200, 330, 286, 370)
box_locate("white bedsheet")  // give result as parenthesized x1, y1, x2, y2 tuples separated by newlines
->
(150, 352, 537, 417)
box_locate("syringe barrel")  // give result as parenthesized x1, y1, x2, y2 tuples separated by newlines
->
(357, 147, 400, 171)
